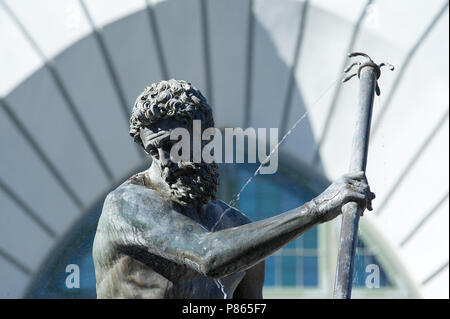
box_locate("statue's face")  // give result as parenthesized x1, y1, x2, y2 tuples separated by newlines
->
(140, 118, 219, 207)
(140, 118, 191, 165)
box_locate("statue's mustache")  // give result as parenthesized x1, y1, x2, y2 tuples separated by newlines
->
(161, 162, 199, 183)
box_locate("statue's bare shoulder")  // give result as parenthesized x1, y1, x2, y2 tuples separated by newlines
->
(98, 173, 177, 234)
(103, 173, 167, 213)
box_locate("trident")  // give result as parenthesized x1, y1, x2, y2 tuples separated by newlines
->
(333, 52, 394, 299)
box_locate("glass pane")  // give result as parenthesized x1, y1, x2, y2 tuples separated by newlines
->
(303, 256, 318, 287)
(281, 256, 297, 286)
(264, 256, 276, 286)
(303, 227, 318, 249)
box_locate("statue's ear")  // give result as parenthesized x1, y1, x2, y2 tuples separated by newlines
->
(139, 128, 152, 153)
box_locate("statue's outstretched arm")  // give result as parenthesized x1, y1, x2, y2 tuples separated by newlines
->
(105, 172, 372, 278)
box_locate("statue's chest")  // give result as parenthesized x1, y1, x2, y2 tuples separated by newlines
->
(194, 202, 237, 232)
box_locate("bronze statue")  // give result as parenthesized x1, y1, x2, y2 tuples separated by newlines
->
(92, 79, 374, 299)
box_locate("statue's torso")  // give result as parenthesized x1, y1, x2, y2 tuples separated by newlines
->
(93, 175, 249, 299)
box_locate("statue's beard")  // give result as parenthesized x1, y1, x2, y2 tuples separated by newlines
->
(161, 161, 219, 207)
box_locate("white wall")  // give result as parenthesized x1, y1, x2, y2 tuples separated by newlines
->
(0, 0, 448, 298)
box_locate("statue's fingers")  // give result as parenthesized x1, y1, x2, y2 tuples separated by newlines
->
(146, 130, 169, 140)
(367, 192, 375, 212)
(155, 131, 172, 140)
(347, 179, 369, 190)
(367, 198, 373, 211)
(154, 129, 169, 137)
(347, 189, 366, 202)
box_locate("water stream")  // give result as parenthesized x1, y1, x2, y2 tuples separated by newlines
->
(227, 78, 340, 208)
(214, 279, 227, 299)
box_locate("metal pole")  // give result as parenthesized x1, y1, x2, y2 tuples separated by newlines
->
(333, 53, 393, 299)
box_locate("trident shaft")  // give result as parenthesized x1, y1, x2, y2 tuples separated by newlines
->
(333, 52, 393, 299)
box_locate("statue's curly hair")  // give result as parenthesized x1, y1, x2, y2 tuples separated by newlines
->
(129, 79, 214, 148)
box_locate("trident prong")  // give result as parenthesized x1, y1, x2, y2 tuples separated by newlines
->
(379, 62, 395, 71)
(344, 62, 361, 73)
(342, 52, 394, 96)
